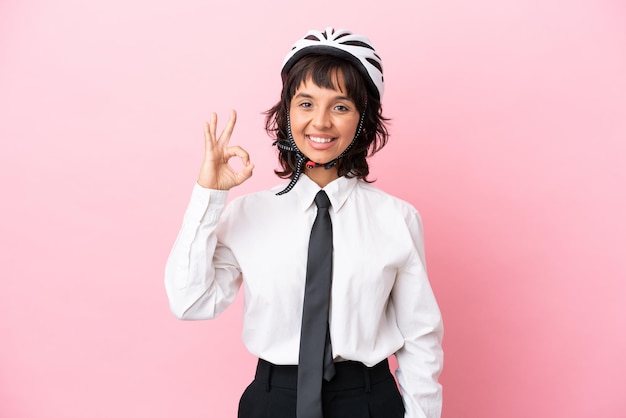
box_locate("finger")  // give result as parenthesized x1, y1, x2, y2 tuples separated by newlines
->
(217, 109, 237, 146)
(224, 145, 254, 184)
(238, 162, 255, 183)
(203, 121, 211, 148)
(204, 112, 217, 139)
(208, 112, 218, 143)
(223, 145, 250, 165)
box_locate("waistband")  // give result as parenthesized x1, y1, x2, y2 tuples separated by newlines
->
(255, 358, 392, 392)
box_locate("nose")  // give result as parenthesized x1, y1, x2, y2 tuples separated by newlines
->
(312, 108, 331, 129)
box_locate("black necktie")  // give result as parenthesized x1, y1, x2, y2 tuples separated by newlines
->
(297, 190, 336, 418)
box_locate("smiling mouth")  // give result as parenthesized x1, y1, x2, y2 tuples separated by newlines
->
(308, 135, 335, 143)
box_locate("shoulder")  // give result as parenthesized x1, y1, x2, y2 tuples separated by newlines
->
(349, 181, 427, 257)
(354, 181, 420, 218)
(351, 181, 425, 237)
(222, 182, 296, 216)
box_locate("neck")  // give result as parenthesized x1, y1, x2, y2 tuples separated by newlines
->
(305, 166, 339, 188)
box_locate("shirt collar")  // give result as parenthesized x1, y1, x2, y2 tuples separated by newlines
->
(291, 174, 358, 213)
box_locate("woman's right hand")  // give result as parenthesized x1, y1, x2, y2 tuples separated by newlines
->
(197, 110, 254, 190)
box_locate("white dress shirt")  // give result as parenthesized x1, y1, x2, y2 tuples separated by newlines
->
(165, 174, 444, 418)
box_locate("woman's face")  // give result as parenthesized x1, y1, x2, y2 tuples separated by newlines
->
(289, 71, 360, 165)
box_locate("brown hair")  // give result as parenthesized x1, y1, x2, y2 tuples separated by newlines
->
(265, 54, 389, 181)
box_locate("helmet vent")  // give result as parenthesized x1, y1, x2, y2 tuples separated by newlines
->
(340, 40, 375, 51)
(281, 27, 385, 99)
(366, 57, 382, 73)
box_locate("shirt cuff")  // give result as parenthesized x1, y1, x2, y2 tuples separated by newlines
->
(183, 183, 229, 224)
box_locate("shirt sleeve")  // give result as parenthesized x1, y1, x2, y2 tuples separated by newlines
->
(164, 183, 242, 320)
(392, 211, 444, 418)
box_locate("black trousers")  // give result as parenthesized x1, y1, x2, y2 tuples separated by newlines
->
(238, 358, 405, 418)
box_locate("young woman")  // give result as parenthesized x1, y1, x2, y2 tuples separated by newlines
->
(165, 27, 443, 418)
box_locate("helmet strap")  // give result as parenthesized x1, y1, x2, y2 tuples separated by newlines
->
(274, 104, 367, 195)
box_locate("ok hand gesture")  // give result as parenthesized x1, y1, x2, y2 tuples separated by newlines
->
(197, 110, 254, 190)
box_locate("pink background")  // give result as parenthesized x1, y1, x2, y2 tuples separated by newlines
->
(1, 0, 625, 417)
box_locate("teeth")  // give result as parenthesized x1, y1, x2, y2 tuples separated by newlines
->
(309, 136, 333, 143)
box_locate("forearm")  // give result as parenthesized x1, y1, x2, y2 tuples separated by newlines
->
(395, 328, 444, 418)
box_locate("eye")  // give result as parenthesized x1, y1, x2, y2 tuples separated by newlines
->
(298, 101, 312, 108)
(334, 104, 350, 112)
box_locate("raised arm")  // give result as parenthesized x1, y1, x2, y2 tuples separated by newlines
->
(164, 111, 254, 319)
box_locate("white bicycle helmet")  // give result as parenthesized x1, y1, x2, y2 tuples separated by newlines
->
(281, 27, 384, 100)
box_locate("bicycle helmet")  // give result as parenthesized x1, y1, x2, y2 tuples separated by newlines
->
(281, 27, 384, 100)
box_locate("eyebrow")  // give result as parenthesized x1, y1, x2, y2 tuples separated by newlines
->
(293, 92, 353, 102)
